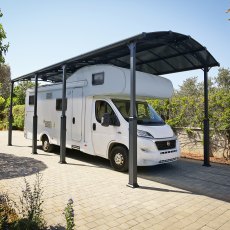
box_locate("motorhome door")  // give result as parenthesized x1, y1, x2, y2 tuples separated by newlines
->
(71, 88, 83, 141)
(92, 100, 119, 157)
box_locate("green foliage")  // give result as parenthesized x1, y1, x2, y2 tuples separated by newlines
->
(0, 95, 5, 108)
(0, 80, 35, 130)
(0, 174, 73, 230)
(0, 9, 9, 63)
(17, 173, 46, 229)
(0, 96, 6, 130)
(11, 218, 41, 230)
(0, 174, 46, 230)
(13, 81, 35, 105)
(215, 67, 230, 90)
(0, 193, 18, 229)
(150, 68, 230, 158)
(0, 64, 11, 99)
(176, 76, 203, 97)
(64, 199, 75, 230)
(12, 105, 25, 130)
(209, 89, 230, 131)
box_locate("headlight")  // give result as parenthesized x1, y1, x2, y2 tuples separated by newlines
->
(137, 129, 154, 139)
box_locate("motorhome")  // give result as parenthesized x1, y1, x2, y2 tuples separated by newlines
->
(24, 64, 180, 171)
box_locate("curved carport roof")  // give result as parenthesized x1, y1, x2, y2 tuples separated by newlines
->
(10, 31, 219, 187)
(13, 31, 219, 82)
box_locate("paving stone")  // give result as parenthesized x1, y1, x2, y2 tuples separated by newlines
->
(0, 131, 230, 229)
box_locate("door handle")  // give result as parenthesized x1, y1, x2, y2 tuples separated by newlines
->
(72, 117, 75, 124)
(93, 123, 96, 131)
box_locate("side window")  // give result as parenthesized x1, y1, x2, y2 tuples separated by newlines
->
(56, 98, 67, 111)
(95, 100, 118, 125)
(92, 72, 104, 85)
(29, 95, 34, 105)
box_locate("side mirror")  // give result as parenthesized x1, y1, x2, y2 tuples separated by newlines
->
(112, 116, 120, 126)
(101, 113, 110, 127)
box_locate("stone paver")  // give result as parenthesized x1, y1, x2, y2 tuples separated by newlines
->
(0, 131, 230, 229)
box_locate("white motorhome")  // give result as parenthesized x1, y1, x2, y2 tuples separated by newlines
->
(24, 64, 180, 171)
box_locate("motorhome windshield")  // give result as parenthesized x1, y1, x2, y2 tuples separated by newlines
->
(112, 99, 165, 125)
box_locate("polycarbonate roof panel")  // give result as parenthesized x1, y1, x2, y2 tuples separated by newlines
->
(13, 31, 219, 82)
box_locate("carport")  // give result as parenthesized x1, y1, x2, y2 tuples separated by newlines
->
(8, 31, 219, 187)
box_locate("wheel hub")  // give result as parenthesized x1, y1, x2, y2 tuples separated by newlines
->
(114, 153, 124, 165)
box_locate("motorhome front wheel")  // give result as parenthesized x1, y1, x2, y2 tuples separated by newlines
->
(110, 146, 128, 172)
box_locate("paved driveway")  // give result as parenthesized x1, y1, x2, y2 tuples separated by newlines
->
(0, 131, 230, 229)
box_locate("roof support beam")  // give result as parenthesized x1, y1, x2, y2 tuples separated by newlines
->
(127, 42, 139, 188)
(32, 74, 38, 154)
(59, 65, 67, 164)
(203, 67, 211, 167)
(8, 81, 14, 146)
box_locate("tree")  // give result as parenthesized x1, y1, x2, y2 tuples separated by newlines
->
(214, 68, 230, 91)
(176, 76, 203, 97)
(0, 9, 9, 63)
(13, 81, 35, 105)
(150, 68, 230, 159)
(0, 64, 11, 99)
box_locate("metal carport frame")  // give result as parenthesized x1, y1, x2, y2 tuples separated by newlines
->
(8, 31, 219, 187)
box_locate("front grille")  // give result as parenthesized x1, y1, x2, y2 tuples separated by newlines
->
(155, 140, 176, 150)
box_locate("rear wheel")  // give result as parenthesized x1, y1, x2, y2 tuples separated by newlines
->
(42, 136, 54, 152)
(110, 146, 128, 172)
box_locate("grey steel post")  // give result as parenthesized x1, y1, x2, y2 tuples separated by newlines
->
(203, 66, 211, 166)
(32, 75, 38, 154)
(59, 65, 67, 164)
(8, 81, 14, 146)
(127, 42, 139, 188)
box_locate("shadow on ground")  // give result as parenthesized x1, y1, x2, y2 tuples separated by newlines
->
(38, 145, 230, 202)
(38, 145, 111, 169)
(138, 159, 230, 202)
(0, 152, 47, 180)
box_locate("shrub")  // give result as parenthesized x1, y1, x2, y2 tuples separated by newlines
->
(64, 199, 75, 230)
(0, 192, 18, 229)
(16, 173, 46, 229)
(12, 105, 25, 130)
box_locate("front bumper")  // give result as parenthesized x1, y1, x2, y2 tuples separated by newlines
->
(137, 137, 180, 166)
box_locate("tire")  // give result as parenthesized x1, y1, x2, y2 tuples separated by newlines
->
(42, 136, 54, 152)
(110, 146, 128, 172)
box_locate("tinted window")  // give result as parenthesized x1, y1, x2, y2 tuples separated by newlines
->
(29, 95, 34, 105)
(56, 98, 67, 111)
(92, 72, 104, 85)
(95, 100, 119, 126)
(112, 99, 164, 125)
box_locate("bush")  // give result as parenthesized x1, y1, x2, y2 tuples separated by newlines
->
(64, 199, 75, 230)
(17, 173, 46, 229)
(0, 173, 46, 230)
(0, 193, 18, 229)
(12, 105, 25, 130)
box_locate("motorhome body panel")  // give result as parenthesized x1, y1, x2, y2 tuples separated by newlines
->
(24, 64, 180, 170)
(67, 64, 173, 99)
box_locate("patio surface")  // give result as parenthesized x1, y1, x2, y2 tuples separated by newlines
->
(0, 131, 230, 230)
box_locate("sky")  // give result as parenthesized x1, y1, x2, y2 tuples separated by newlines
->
(1, 0, 230, 89)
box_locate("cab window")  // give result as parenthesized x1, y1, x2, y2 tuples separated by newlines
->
(95, 100, 119, 125)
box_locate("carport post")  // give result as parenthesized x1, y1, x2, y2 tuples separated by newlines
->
(59, 65, 67, 164)
(127, 42, 139, 188)
(8, 81, 14, 146)
(203, 66, 211, 166)
(32, 75, 38, 154)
